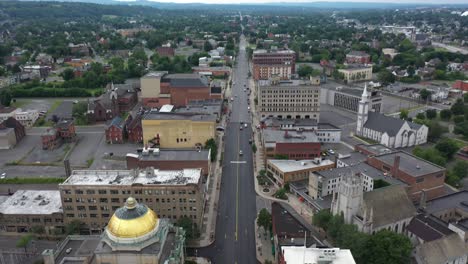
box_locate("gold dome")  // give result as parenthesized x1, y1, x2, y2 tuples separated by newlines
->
(107, 197, 159, 239)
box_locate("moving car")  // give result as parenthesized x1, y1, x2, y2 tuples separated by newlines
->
(239, 150, 243, 156)
(240, 126, 243, 130)
(244, 123, 248, 128)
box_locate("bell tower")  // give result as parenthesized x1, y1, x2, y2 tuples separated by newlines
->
(356, 83, 370, 136)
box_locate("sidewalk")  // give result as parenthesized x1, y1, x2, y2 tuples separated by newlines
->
(254, 219, 275, 264)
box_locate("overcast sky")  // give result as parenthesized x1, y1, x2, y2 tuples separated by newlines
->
(129, 0, 468, 4)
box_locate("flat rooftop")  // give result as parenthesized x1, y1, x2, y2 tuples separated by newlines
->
(315, 162, 404, 186)
(143, 112, 217, 122)
(258, 79, 318, 87)
(425, 190, 468, 215)
(263, 129, 319, 144)
(356, 144, 394, 156)
(253, 49, 295, 54)
(374, 151, 445, 177)
(337, 152, 368, 166)
(268, 159, 334, 173)
(128, 148, 210, 161)
(53, 236, 101, 264)
(282, 247, 356, 264)
(0, 190, 62, 215)
(262, 117, 317, 128)
(61, 169, 202, 186)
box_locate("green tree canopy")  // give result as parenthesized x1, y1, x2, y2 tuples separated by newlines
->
(440, 109, 452, 121)
(61, 68, 75, 81)
(0, 90, 12, 107)
(419, 89, 431, 101)
(176, 216, 200, 239)
(399, 109, 409, 120)
(377, 69, 395, 85)
(451, 98, 465, 116)
(425, 109, 437, 120)
(257, 208, 272, 231)
(435, 138, 460, 160)
(361, 230, 412, 264)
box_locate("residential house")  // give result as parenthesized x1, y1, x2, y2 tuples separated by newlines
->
(105, 116, 126, 144)
(156, 47, 175, 57)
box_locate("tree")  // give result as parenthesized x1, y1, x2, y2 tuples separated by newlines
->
(425, 109, 437, 120)
(312, 210, 332, 230)
(416, 112, 425, 120)
(176, 216, 200, 239)
(16, 234, 33, 252)
(440, 109, 452, 121)
(399, 109, 408, 120)
(0, 90, 12, 107)
(252, 143, 257, 153)
(361, 230, 412, 264)
(428, 121, 446, 142)
(419, 89, 431, 101)
(65, 220, 83, 235)
(377, 69, 395, 85)
(274, 188, 288, 200)
(205, 138, 218, 162)
(298, 65, 313, 77)
(257, 208, 272, 232)
(454, 121, 468, 139)
(464, 93, 468, 103)
(435, 138, 460, 160)
(413, 146, 446, 166)
(451, 98, 465, 116)
(204, 41, 213, 52)
(452, 160, 468, 180)
(61, 68, 75, 81)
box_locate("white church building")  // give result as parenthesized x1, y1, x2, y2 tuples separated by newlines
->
(331, 173, 416, 234)
(356, 84, 428, 148)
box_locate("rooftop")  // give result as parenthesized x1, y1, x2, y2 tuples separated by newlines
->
(356, 144, 394, 156)
(0, 190, 62, 215)
(347, 50, 369, 57)
(262, 117, 318, 128)
(127, 148, 210, 162)
(61, 169, 202, 186)
(282, 247, 356, 264)
(263, 129, 319, 144)
(143, 71, 168, 78)
(406, 214, 454, 243)
(374, 151, 445, 177)
(364, 112, 422, 137)
(268, 159, 334, 173)
(337, 152, 368, 166)
(143, 112, 217, 122)
(416, 234, 468, 264)
(253, 49, 295, 54)
(424, 190, 468, 215)
(258, 78, 318, 87)
(0, 107, 18, 114)
(162, 73, 209, 88)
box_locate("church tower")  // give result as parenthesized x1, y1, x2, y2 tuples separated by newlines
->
(356, 83, 370, 136)
(331, 172, 364, 224)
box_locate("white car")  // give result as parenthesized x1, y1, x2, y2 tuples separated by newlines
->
(328, 149, 335, 155)
(244, 123, 248, 128)
(247, 106, 251, 110)
(230, 97, 234, 101)
(239, 150, 243, 156)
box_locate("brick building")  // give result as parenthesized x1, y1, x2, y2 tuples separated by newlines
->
(41, 120, 76, 150)
(346, 51, 371, 64)
(126, 148, 211, 176)
(56, 120, 76, 141)
(266, 159, 335, 187)
(59, 168, 205, 234)
(192, 66, 231, 78)
(126, 114, 143, 143)
(252, 49, 296, 80)
(366, 151, 446, 201)
(156, 47, 175, 57)
(0, 190, 64, 237)
(453, 80, 468, 91)
(262, 129, 321, 160)
(105, 116, 125, 144)
(141, 72, 222, 108)
(87, 83, 137, 122)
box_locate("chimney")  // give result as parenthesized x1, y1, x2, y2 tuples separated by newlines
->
(392, 155, 400, 178)
(419, 189, 427, 210)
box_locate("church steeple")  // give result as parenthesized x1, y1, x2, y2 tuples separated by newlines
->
(356, 83, 370, 136)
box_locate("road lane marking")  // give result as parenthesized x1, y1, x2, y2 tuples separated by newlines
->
(235, 123, 240, 241)
(230, 161, 246, 164)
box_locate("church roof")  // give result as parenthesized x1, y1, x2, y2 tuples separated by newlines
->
(363, 112, 421, 136)
(362, 185, 416, 228)
(415, 234, 468, 264)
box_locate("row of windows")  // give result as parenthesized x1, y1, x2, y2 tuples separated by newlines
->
(65, 197, 198, 204)
(63, 189, 196, 196)
(261, 90, 319, 94)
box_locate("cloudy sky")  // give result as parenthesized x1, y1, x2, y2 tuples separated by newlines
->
(134, 0, 468, 4)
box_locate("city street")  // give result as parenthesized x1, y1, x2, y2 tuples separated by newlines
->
(191, 34, 258, 263)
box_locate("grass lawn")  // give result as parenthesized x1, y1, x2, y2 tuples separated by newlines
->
(11, 98, 32, 109)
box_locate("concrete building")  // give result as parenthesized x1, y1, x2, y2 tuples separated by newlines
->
(260, 117, 341, 143)
(356, 85, 428, 148)
(257, 77, 320, 121)
(42, 197, 185, 264)
(331, 173, 416, 234)
(262, 129, 321, 160)
(309, 162, 404, 199)
(266, 159, 335, 187)
(192, 66, 231, 78)
(0, 190, 64, 237)
(142, 112, 216, 148)
(0, 127, 16, 149)
(367, 151, 446, 202)
(0, 117, 26, 144)
(59, 168, 205, 234)
(0, 107, 20, 123)
(346, 51, 371, 64)
(338, 65, 372, 84)
(320, 84, 382, 113)
(126, 147, 211, 177)
(252, 49, 296, 80)
(280, 247, 356, 264)
(140, 72, 222, 108)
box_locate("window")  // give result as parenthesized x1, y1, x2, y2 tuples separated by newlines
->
(416, 178, 424, 183)
(75, 190, 83, 194)
(111, 198, 119, 203)
(89, 206, 97, 211)
(98, 190, 107, 195)
(110, 190, 119, 195)
(86, 190, 95, 195)
(100, 198, 108, 203)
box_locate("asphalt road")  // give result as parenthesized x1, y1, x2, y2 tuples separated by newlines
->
(190, 34, 258, 264)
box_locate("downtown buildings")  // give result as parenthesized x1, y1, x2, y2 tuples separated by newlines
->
(252, 49, 296, 80)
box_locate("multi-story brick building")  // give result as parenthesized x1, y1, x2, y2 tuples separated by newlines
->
(126, 147, 211, 177)
(366, 151, 446, 201)
(105, 116, 125, 144)
(192, 66, 231, 78)
(156, 47, 175, 57)
(252, 49, 296, 80)
(338, 65, 373, 84)
(257, 77, 320, 120)
(262, 129, 321, 160)
(141, 72, 222, 108)
(59, 168, 205, 234)
(56, 120, 76, 141)
(41, 120, 76, 150)
(0, 190, 64, 237)
(87, 83, 138, 122)
(266, 159, 335, 187)
(126, 113, 143, 144)
(346, 51, 371, 64)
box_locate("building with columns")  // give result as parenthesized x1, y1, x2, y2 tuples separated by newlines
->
(356, 84, 428, 148)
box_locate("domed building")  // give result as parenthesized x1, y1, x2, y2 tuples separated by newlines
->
(43, 197, 185, 264)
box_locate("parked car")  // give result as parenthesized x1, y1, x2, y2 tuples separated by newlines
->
(328, 149, 335, 155)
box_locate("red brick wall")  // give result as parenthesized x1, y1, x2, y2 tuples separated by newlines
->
(170, 87, 211, 107)
(126, 157, 209, 175)
(366, 156, 446, 201)
(142, 97, 171, 108)
(127, 125, 143, 143)
(106, 126, 123, 144)
(275, 142, 321, 159)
